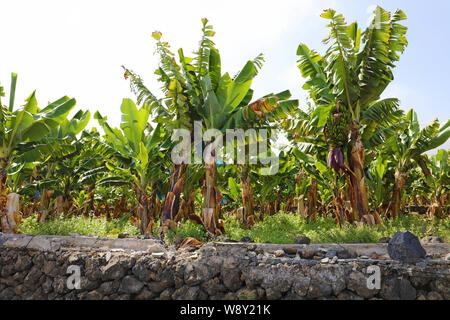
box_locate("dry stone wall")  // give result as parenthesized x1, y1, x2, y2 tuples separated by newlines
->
(0, 233, 448, 300)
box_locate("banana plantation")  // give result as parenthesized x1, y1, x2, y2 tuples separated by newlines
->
(1, 7, 449, 242)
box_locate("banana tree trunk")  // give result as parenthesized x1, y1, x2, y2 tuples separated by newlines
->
(297, 195, 306, 218)
(348, 128, 369, 220)
(332, 187, 345, 227)
(392, 169, 406, 219)
(0, 193, 20, 233)
(240, 166, 255, 227)
(307, 179, 318, 221)
(202, 150, 223, 236)
(161, 164, 186, 224)
(137, 185, 149, 235)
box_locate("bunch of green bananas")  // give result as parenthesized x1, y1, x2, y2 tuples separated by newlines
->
(324, 104, 351, 147)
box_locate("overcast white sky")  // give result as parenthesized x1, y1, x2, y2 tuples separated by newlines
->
(1, 0, 449, 150)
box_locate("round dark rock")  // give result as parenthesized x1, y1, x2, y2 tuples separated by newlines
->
(294, 236, 311, 245)
(119, 275, 143, 294)
(388, 231, 426, 262)
(240, 236, 254, 243)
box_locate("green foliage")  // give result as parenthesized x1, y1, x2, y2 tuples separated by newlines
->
(223, 213, 449, 244)
(18, 214, 140, 238)
(164, 220, 209, 243)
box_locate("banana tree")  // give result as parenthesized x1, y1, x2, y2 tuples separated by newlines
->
(95, 98, 168, 234)
(425, 149, 449, 218)
(123, 19, 298, 236)
(295, 7, 408, 221)
(12, 110, 91, 219)
(382, 110, 450, 218)
(0, 73, 77, 233)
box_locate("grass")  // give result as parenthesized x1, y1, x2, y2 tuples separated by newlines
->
(18, 213, 140, 238)
(18, 212, 449, 244)
(223, 213, 450, 244)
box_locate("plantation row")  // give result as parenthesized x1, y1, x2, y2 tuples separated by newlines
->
(0, 7, 448, 238)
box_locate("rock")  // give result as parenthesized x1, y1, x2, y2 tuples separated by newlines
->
(0, 287, 15, 300)
(265, 287, 282, 300)
(415, 261, 427, 268)
(159, 288, 174, 300)
(430, 279, 450, 299)
(101, 257, 126, 281)
(23, 267, 43, 290)
(427, 291, 443, 300)
(359, 255, 369, 260)
(274, 250, 284, 257)
(119, 276, 143, 295)
(320, 257, 330, 263)
(379, 237, 391, 243)
(348, 271, 379, 299)
(300, 250, 319, 259)
(330, 256, 338, 264)
(283, 247, 297, 255)
(222, 270, 243, 291)
(240, 236, 254, 243)
(336, 248, 356, 259)
(42, 278, 53, 294)
(184, 286, 200, 300)
(15, 255, 32, 272)
(380, 278, 416, 300)
(132, 264, 151, 282)
(388, 231, 426, 262)
(294, 236, 311, 245)
(370, 252, 378, 259)
(325, 250, 337, 258)
(421, 236, 443, 244)
(445, 253, 450, 261)
(307, 280, 332, 299)
(97, 281, 119, 295)
(399, 279, 416, 300)
(291, 276, 310, 298)
(86, 290, 103, 300)
(337, 290, 364, 300)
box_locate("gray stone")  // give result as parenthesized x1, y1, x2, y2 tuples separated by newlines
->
(136, 288, 157, 300)
(294, 236, 311, 245)
(119, 276, 143, 294)
(427, 291, 443, 300)
(291, 276, 310, 297)
(283, 247, 297, 255)
(159, 287, 174, 300)
(307, 280, 332, 299)
(337, 290, 364, 300)
(399, 278, 416, 300)
(388, 231, 426, 262)
(240, 236, 253, 243)
(23, 267, 43, 290)
(421, 236, 443, 244)
(222, 269, 243, 291)
(348, 271, 379, 299)
(86, 290, 103, 300)
(101, 257, 126, 281)
(274, 250, 284, 257)
(98, 281, 119, 295)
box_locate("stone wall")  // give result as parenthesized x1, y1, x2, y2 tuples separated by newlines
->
(0, 233, 448, 300)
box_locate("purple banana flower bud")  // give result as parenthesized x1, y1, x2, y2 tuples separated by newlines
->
(327, 147, 344, 172)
